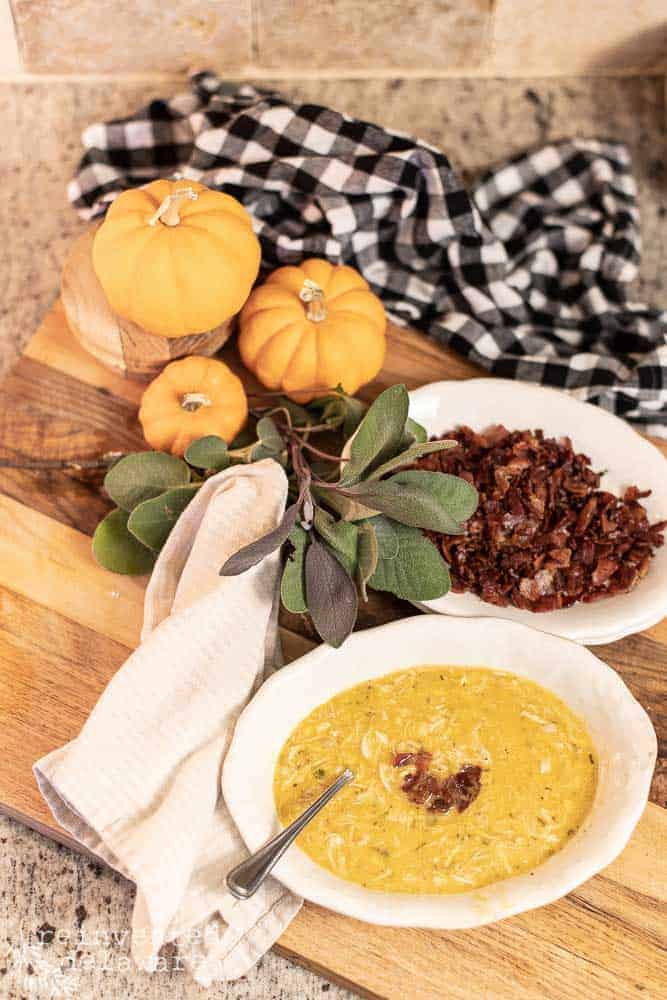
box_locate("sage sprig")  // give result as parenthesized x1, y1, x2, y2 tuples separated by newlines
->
(91, 383, 478, 649)
(220, 384, 477, 646)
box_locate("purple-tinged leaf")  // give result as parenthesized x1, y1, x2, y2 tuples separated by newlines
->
(220, 503, 299, 576)
(305, 537, 358, 648)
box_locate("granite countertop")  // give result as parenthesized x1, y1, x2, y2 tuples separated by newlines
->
(3, 74, 665, 379)
(1, 74, 665, 1000)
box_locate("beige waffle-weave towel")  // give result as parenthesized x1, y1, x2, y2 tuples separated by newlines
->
(34, 459, 302, 985)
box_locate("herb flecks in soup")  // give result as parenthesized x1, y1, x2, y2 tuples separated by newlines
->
(274, 667, 597, 894)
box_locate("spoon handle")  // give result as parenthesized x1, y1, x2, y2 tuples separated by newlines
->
(226, 768, 354, 900)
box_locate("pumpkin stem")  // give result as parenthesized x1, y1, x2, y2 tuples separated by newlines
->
(299, 278, 327, 322)
(148, 187, 199, 228)
(181, 392, 212, 412)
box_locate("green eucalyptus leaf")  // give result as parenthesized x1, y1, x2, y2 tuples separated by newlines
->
(104, 452, 190, 512)
(305, 537, 358, 648)
(356, 521, 379, 602)
(369, 521, 451, 601)
(365, 439, 457, 481)
(184, 436, 229, 472)
(346, 470, 478, 534)
(256, 416, 284, 452)
(313, 508, 358, 576)
(338, 384, 409, 486)
(365, 514, 399, 559)
(127, 485, 200, 552)
(230, 424, 256, 449)
(92, 508, 156, 576)
(277, 397, 312, 429)
(251, 444, 288, 465)
(251, 416, 287, 464)
(281, 524, 309, 614)
(312, 387, 367, 437)
(314, 395, 344, 427)
(402, 416, 428, 446)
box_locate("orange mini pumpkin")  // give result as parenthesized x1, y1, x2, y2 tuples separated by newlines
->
(238, 259, 386, 402)
(139, 357, 248, 456)
(92, 180, 261, 338)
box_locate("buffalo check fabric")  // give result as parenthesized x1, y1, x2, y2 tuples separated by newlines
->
(69, 72, 667, 435)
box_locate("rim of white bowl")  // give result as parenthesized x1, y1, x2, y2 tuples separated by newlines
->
(344, 378, 667, 645)
(223, 615, 656, 928)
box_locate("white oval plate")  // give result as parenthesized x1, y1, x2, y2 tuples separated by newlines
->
(405, 379, 667, 644)
(223, 616, 656, 929)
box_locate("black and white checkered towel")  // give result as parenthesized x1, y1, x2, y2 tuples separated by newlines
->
(69, 72, 667, 435)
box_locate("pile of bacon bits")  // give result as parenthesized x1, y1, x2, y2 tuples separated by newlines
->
(416, 425, 665, 612)
(392, 751, 482, 813)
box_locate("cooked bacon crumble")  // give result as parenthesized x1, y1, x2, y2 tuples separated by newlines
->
(392, 751, 482, 814)
(416, 425, 665, 612)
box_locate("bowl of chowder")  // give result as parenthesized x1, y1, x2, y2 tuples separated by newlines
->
(222, 616, 656, 928)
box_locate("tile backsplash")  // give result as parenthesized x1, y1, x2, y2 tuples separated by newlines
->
(8, 1, 252, 74)
(255, 0, 493, 72)
(6, 0, 667, 76)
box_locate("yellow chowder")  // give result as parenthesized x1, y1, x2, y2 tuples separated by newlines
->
(274, 666, 597, 893)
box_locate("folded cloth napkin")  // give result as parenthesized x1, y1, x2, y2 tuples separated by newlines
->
(68, 72, 667, 436)
(34, 460, 302, 985)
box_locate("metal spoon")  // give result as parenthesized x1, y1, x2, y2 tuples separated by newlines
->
(226, 768, 355, 900)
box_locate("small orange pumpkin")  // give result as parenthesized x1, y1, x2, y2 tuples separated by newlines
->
(139, 357, 248, 456)
(92, 180, 261, 338)
(238, 259, 386, 402)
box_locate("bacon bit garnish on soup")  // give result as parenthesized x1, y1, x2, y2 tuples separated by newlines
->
(414, 426, 665, 612)
(392, 751, 482, 814)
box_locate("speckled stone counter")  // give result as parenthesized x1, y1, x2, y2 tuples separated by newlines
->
(1, 74, 665, 1000)
(2, 75, 666, 380)
(0, 814, 350, 999)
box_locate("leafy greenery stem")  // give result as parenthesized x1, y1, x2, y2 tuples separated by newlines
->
(289, 438, 317, 524)
(0, 451, 123, 471)
(291, 435, 345, 464)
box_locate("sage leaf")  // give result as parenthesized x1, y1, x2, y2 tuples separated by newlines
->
(92, 507, 156, 575)
(220, 503, 298, 576)
(369, 521, 451, 601)
(184, 436, 229, 472)
(104, 452, 190, 512)
(313, 507, 358, 576)
(305, 537, 358, 648)
(391, 470, 478, 523)
(280, 524, 309, 613)
(365, 439, 457, 481)
(339, 384, 409, 486)
(402, 416, 428, 446)
(312, 486, 379, 523)
(356, 521, 379, 602)
(366, 514, 399, 559)
(127, 485, 200, 552)
(346, 470, 478, 534)
(340, 394, 367, 438)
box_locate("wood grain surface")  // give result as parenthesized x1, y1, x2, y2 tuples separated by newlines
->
(61, 227, 234, 379)
(0, 301, 665, 1000)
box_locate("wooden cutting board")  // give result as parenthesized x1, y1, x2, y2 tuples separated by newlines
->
(0, 300, 665, 1000)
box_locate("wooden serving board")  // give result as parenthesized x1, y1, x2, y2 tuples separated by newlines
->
(0, 301, 666, 1000)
